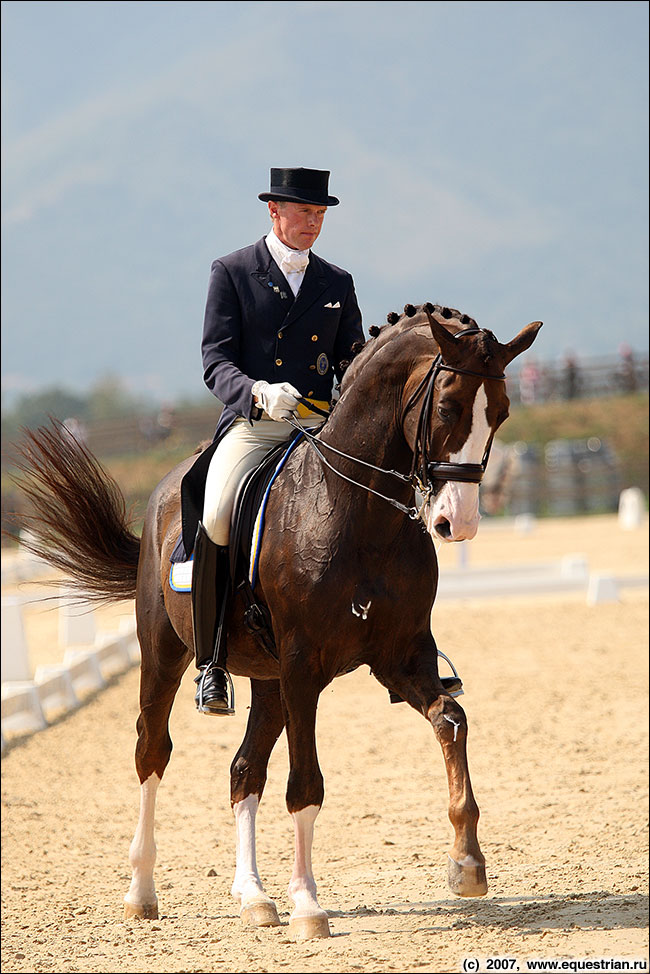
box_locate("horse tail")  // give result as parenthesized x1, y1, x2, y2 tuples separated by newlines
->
(12, 421, 140, 603)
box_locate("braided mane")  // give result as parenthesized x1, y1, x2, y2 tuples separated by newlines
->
(338, 302, 499, 395)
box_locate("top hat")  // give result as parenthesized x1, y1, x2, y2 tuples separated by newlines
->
(258, 167, 339, 206)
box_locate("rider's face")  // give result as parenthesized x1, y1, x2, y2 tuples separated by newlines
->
(268, 201, 327, 251)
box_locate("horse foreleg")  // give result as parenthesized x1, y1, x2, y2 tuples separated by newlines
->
(230, 679, 285, 928)
(287, 804, 330, 940)
(124, 617, 191, 920)
(281, 663, 331, 941)
(428, 694, 488, 897)
(377, 639, 487, 898)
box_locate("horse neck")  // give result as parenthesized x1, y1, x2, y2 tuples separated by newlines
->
(315, 353, 416, 516)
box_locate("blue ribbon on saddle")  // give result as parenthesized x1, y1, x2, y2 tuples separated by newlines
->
(249, 432, 305, 588)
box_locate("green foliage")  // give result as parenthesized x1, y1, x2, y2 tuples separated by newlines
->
(1, 375, 154, 444)
(1, 388, 87, 443)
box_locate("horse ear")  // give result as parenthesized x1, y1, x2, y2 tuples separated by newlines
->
(424, 306, 460, 360)
(502, 321, 543, 366)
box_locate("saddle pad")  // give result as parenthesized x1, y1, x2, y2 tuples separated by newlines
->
(169, 556, 193, 592)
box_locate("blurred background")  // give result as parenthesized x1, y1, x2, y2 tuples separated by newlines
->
(2, 0, 648, 537)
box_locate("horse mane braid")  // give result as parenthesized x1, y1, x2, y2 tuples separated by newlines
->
(342, 301, 485, 389)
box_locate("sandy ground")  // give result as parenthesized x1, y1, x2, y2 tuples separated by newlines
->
(1, 514, 648, 973)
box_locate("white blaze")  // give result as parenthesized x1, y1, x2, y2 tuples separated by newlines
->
(424, 385, 490, 542)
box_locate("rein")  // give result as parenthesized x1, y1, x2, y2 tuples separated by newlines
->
(288, 327, 506, 520)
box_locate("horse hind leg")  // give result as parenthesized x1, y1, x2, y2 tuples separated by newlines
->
(124, 772, 161, 919)
(280, 661, 331, 941)
(124, 609, 191, 920)
(230, 679, 285, 928)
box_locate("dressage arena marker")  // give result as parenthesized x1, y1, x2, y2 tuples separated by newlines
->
(586, 573, 620, 605)
(618, 486, 645, 531)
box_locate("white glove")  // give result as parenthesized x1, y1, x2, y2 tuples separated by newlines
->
(252, 380, 302, 422)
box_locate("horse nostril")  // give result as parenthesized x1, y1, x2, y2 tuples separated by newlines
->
(435, 518, 452, 540)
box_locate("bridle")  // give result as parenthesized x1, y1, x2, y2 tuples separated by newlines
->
(404, 326, 506, 494)
(286, 327, 507, 521)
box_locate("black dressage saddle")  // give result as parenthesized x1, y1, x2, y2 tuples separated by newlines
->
(227, 431, 305, 662)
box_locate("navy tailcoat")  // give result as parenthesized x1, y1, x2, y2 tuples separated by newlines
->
(203, 236, 363, 440)
(176, 236, 364, 559)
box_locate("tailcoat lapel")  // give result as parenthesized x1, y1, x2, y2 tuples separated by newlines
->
(250, 238, 294, 307)
(280, 255, 330, 331)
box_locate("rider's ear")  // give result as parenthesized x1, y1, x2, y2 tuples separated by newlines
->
(501, 321, 543, 366)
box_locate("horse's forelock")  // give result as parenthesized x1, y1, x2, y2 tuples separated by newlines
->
(475, 330, 500, 367)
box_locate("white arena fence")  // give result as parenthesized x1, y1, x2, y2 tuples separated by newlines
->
(1, 490, 647, 751)
(1, 551, 139, 753)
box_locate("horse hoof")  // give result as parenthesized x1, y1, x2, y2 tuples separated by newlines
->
(447, 855, 488, 897)
(241, 899, 281, 927)
(123, 899, 159, 920)
(289, 912, 331, 941)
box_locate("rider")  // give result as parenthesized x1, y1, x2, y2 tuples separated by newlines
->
(192, 167, 364, 714)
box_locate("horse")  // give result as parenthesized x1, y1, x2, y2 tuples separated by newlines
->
(14, 302, 541, 941)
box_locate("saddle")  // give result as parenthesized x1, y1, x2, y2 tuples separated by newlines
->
(227, 430, 305, 661)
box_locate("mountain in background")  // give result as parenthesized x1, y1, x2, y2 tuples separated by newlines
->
(2, 1, 648, 405)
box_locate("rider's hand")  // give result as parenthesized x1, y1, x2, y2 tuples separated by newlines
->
(252, 380, 302, 422)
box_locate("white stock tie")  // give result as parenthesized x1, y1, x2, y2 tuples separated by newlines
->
(280, 251, 310, 276)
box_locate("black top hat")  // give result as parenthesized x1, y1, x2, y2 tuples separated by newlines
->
(258, 167, 339, 206)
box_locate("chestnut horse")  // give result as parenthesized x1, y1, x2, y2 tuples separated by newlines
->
(15, 303, 541, 940)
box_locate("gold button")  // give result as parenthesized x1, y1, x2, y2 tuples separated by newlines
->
(311, 335, 318, 341)
(275, 358, 282, 366)
(278, 331, 283, 339)
(309, 364, 316, 370)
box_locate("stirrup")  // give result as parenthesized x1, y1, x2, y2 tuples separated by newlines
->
(438, 650, 464, 697)
(195, 665, 236, 716)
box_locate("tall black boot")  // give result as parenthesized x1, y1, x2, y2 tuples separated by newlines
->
(191, 522, 235, 716)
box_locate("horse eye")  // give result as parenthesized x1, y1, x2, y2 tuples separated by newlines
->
(437, 404, 455, 422)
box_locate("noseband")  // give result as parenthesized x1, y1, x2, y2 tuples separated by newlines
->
(287, 326, 506, 520)
(404, 327, 506, 493)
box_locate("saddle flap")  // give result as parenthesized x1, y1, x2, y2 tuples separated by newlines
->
(229, 431, 304, 587)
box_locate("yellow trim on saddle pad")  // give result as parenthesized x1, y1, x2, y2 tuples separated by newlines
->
(296, 398, 329, 418)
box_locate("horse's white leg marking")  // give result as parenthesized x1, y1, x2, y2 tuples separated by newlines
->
(124, 773, 160, 915)
(426, 385, 490, 542)
(231, 795, 280, 926)
(231, 795, 271, 905)
(287, 805, 326, 920)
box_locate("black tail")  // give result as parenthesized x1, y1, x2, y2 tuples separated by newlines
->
(11, 421, 140, 603)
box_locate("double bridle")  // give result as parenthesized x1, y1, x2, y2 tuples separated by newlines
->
(286, 327, 507, 520)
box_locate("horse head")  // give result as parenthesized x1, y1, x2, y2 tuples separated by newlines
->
(401, 304, 542, 543)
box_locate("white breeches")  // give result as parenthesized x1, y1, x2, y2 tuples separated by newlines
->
(202, 416, 322, 546)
